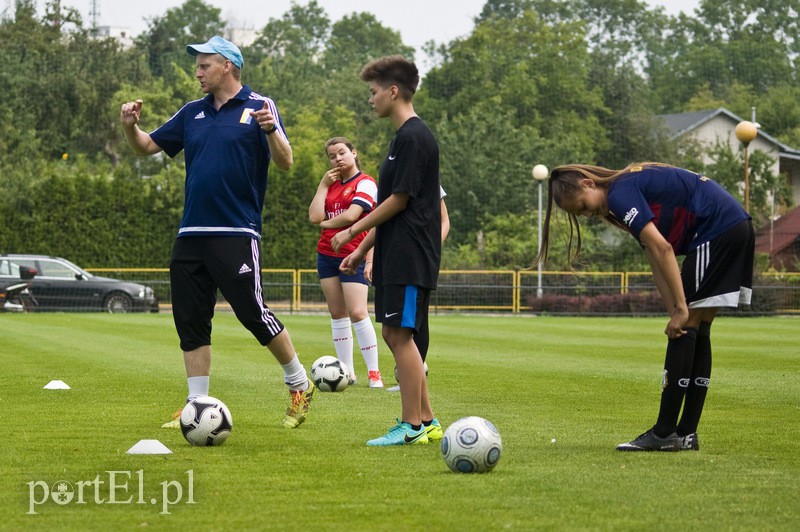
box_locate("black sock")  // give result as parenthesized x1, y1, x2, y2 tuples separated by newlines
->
(422, 419, 433, 426)
(677, 321, 712, 436)
(653, 328, 697, 437)
(411, 424, 422, 431)
(414, 317, 430, 362)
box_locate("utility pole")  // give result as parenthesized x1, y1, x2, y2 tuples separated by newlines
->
(89, 0, 100, 32)
(50, 0, 62, 28)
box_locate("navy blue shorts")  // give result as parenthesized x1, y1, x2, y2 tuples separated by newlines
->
(316, 253, 368, 285)
(374, 284, 431, 332)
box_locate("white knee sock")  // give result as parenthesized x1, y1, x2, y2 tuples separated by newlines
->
(187, 376, 209, 402)
(331, 317, 355, 378)
(353, 317, 379, 372)
(281, 355, 309, 391)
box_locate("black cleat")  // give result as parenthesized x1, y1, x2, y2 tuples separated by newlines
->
(616, 428, 681, 452)
(679, 432, 700, 451)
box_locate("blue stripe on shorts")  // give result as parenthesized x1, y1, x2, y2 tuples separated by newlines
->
(402, 285, 418, 328)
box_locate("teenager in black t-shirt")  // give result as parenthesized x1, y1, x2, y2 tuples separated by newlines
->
(332, 55, 442, 447)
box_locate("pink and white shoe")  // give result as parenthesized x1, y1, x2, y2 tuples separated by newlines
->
(368, 370, 384, 388)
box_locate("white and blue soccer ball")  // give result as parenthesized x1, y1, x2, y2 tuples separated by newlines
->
(441, 416, 502, 473)
(311, 356, 350, 392)
(180, 396, 233, 446)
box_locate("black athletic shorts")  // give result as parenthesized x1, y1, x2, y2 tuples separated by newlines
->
(170, 236, 284, 351)
(682, 219, 754, 308)
(374, 284, 431, 332)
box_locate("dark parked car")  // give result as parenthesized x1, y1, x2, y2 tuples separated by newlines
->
(0, 254, 158, 313)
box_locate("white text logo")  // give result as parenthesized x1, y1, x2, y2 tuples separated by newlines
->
(27, 470, 195, 515)
(623, 207, 639, 226)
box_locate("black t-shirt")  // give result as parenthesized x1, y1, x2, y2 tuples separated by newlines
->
(373, 117, 441, 288)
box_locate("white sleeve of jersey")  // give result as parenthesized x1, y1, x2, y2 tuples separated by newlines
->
(356, 179, 378, 203)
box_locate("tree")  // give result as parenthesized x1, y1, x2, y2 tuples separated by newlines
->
(3, 0, 800, 272)
(246, 0, 330, 106)
(757, 83, 800, 147)
(137, 0, 225, 82)
(109, 65, 200, 169)
(261, 101, 360, 269)
(244, 3, 424, 268)
(420, 7, 608, 254)
(648, 0, 799, 112)
(322, 12, 414, 124)
(0, 0, 149, 164)
(589, 65, 676, 168)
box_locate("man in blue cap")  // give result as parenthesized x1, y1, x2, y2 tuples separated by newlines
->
(120, 36, 317, 431)
(186, 35, 244, 70)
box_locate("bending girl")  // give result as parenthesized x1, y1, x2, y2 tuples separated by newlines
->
(538, 163, 754, 451)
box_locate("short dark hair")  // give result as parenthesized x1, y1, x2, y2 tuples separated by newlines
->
(360, 55, 419, 101)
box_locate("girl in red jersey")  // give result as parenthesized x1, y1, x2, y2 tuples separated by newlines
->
(309, 137, 383, 387)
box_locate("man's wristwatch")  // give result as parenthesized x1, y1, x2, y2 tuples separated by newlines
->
(265, 124, 279, 135)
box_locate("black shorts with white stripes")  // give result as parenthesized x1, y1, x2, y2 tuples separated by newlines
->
(170, 236, 284, 351)
(681, 219, 754, 308)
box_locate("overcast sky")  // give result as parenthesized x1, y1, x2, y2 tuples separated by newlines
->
(22, 0, 701, 56)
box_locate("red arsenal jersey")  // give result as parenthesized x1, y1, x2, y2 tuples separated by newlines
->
(317, 172, 378, 257)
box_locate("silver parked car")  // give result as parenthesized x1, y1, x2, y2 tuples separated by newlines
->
(0, 254, 158, 313)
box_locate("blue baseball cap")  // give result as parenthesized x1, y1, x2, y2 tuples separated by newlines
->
(186, 36, 243, 69)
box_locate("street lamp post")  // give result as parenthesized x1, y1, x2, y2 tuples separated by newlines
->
(532, 164, 549, 298)
(735, 120, 758, 213)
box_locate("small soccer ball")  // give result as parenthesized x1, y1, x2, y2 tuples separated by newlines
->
(393, 361, 429, 383)
(311, 356, 349, 392)
(441, 416, 502, 473)
(180, 396, 233, 447)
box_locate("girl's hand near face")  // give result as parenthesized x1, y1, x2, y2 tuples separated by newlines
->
(310, 168, 341, 224)
(320, 168, 341, 188)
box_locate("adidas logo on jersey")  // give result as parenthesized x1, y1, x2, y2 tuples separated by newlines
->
(238, 263, 252, 274)
(194, 111, 206, 120)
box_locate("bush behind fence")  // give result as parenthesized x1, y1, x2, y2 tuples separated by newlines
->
(87, 269, 800, 316)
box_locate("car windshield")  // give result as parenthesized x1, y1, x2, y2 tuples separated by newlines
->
(52, 257, 93, 278)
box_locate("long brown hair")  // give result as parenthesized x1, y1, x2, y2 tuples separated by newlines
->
(324, 136, 362, 171)
(535, 162, 670, 266)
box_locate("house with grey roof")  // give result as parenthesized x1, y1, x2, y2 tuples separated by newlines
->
(661, 108, 800, 270)
(661, 108, 800, 205)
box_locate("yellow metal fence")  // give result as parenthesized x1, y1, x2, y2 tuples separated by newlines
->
(87, 268, 800, 314)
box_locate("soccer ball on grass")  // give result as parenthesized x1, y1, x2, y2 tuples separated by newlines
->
(311, 355, 350, 392)
(180, 396, 233, 446)
(441, 416, 502, 473)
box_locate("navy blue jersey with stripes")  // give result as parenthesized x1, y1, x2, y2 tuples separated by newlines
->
(150, 85, 287, 239)
(607, 165, 749, 255)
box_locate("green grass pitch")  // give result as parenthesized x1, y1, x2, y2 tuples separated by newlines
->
(2, 313, 798, 529)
